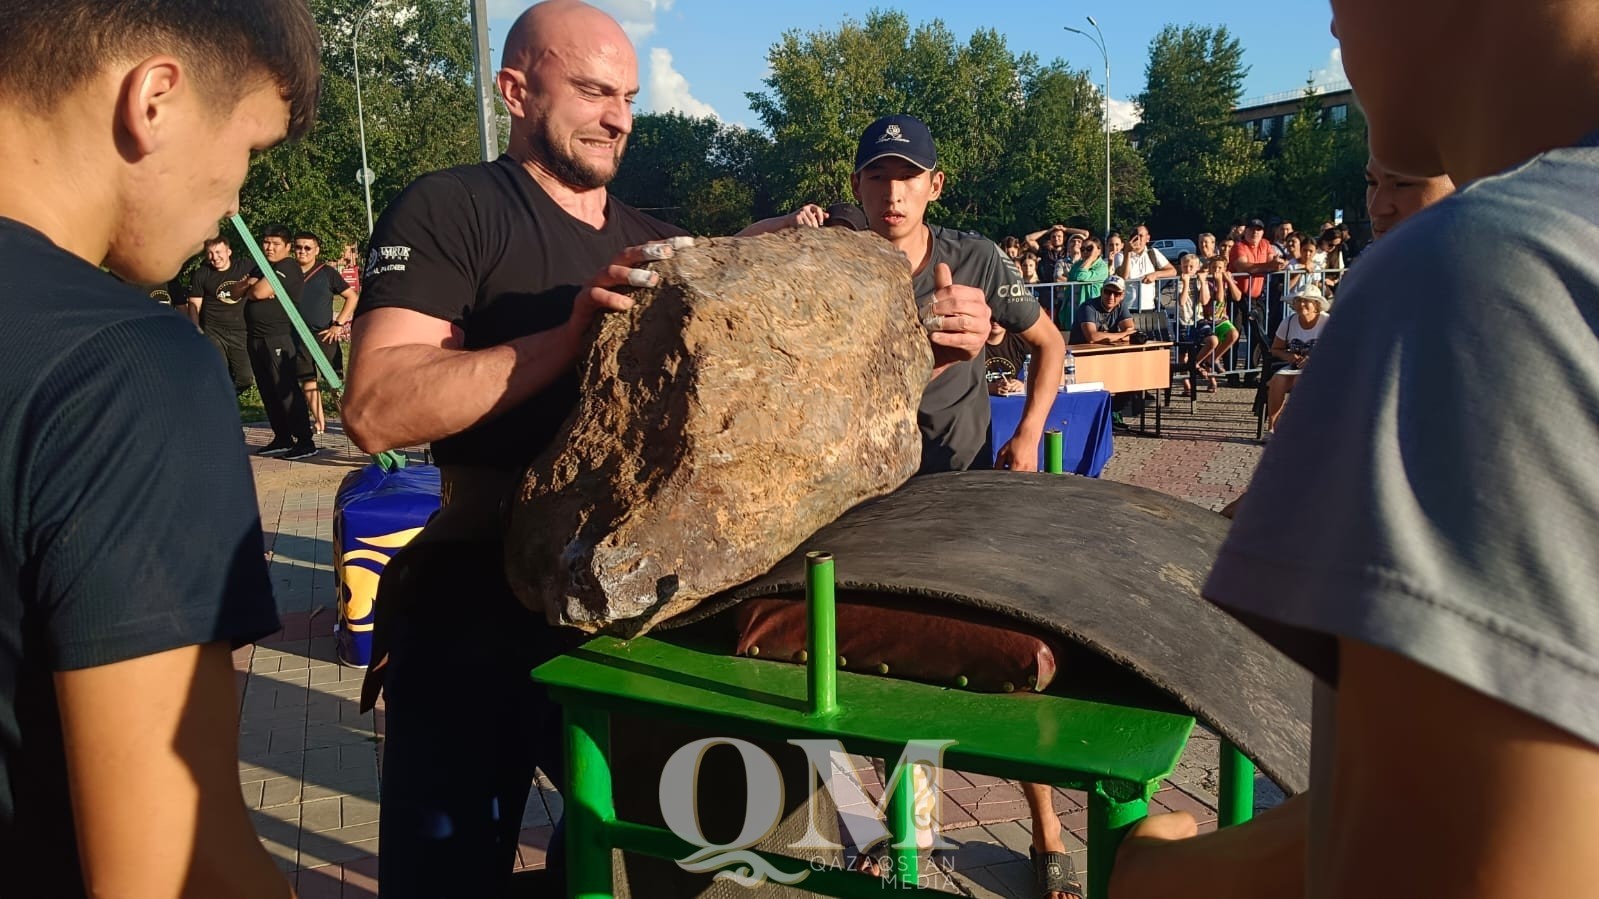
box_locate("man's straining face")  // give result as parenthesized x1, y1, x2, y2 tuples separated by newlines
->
(851, 157, 944, 245)
(515, 19, 638, 190)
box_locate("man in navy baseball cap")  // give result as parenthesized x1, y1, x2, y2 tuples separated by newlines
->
(850, 110, 1069, 891)
(854, 113, 939, 173)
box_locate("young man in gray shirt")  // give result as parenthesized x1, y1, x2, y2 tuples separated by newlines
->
(850, 114, 1065, 474)
(1111, 2, 1599, 896)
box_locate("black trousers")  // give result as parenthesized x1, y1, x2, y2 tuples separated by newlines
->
(247, 333, 312, 444)
(373, 540, 582, 897)
(205, 327, 254, 393)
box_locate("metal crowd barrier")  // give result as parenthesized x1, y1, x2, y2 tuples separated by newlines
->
(1032, 265, 1349, 383)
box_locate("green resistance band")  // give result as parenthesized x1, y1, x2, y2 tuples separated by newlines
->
(230, 214, 407, 471)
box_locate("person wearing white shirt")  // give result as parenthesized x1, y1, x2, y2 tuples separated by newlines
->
(1118, 224, 1176, 312)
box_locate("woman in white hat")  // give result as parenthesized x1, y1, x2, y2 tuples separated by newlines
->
(1265, 284, 1330, 432)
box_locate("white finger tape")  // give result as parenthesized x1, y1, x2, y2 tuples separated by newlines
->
(641, 243, 673, 261)
(666, 236, 696, 249)
(626, 268, 658, 288)
(921, 313, 946, 332)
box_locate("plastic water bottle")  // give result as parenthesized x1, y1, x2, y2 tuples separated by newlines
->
(1062, 347, 1076, 391)
(1020, 353, 1031, 385)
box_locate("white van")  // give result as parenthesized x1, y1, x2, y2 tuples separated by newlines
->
(1151, 238, 1198, 259)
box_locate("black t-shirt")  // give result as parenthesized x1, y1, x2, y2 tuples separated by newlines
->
(296, 263, 350, 331)
(146, 277, 184, 306)
(911, 225, 1042, 473)
(0, 217, 278, 888)
(244, 256, 304, 339)
(189, 258, 253, 333)
(356, 155, 686, 473)
(1037, 247, 1073, 283)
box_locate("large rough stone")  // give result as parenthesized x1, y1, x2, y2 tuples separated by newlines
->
(506, 227, 932, 635)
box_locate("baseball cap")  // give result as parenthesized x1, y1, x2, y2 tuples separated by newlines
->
(1246, 218, 1267, 230)
(1101, 275, 1126, 293)
(823, 203, 870, 231)
(854, 115, 937, 174)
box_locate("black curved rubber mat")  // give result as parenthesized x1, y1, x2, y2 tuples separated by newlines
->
(685, 470, 1312, 793)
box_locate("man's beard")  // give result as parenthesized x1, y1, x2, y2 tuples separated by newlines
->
(527, 115, 624, 190)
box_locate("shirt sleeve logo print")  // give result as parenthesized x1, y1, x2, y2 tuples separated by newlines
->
(368, 245, 412, 278)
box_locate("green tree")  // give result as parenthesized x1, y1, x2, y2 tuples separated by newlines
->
(1006, 63, 1153, 235)
(1272, 83, 1371, 233)
(607, 112, 774, 236)
(1134, 24, 1255, 233)
(746, 10, 1151, 238)
(234, 0, 483, 248)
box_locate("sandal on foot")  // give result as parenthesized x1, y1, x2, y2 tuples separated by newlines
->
(1029, 847, 1084, 899)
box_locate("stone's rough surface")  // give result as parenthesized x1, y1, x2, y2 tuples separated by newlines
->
(506, 228, 932, 635)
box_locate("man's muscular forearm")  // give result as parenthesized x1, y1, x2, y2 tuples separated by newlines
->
(343, 319, 587, 454)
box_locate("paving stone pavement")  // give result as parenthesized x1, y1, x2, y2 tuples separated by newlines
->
(239, 390, 1272, 896)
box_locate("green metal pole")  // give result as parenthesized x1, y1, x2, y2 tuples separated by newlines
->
(885, 761, 919, 887)
(805, 551, 838, 717)
(1044, 429, 1065, 474)
(1218, 741, 1255, 827)
(1086, 781, 1146, 899)
(564, 705, 616, 898)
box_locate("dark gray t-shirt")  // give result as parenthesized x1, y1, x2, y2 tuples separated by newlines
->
(912, 225, 1042, 473)
(1207, 139, 1599, 752)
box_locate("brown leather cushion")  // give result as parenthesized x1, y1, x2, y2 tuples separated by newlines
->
(734, 591, 1060, 693)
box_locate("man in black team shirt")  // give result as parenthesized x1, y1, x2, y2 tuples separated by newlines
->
(241, 223, 318, 459)
(189, 235, 256, 393)
(291, 231, 359, 434)
(342, 1, 690, 893)
(0, 1, 318, 895)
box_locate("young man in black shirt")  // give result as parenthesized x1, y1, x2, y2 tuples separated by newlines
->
(242, 223, 317, 458)
(342, 2, 688, 893)
(290, 231, 358, 434)
(189, 235, 256, 393)
(0, 1, 319, 895)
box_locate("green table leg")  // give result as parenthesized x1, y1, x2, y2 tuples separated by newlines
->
(884, 760, 919, 887)
(1086, 780, 1147, 899)
(564, 705, 615, 899)
(1218, 741, 1255, 827)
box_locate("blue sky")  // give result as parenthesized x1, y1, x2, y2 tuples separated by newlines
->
(485, 1, 1344, 130)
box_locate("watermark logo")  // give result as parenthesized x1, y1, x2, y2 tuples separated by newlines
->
(659, 737, 956, 888)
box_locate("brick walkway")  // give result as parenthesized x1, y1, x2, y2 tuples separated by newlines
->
(238, 387, 1272, 897)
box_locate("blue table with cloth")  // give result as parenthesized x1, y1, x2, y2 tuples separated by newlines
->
(989, 389, 1114, 476)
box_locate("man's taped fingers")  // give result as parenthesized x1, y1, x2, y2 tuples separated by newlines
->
(639, 236, 695, 262)
(625, 268, 659, 288)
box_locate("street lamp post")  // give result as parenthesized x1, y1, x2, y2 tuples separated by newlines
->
(353, 6, 377, 237)
(1065, 18, 1111, 239)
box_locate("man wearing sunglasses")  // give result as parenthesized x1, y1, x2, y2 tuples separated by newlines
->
(291, 232, 358, 434)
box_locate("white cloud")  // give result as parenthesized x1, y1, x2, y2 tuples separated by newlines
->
(1312, 47, 1347, 86)
(648, 47, 718, 118)
(488, 0, 673, 42)
(1107, 98, 1141, 132)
